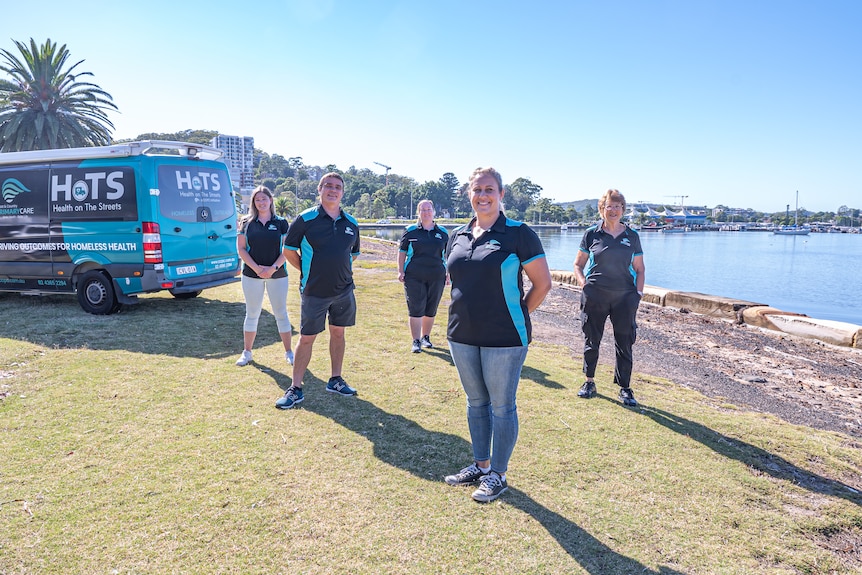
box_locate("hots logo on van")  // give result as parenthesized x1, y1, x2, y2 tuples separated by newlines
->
(172, 169, 222, 192)
(50, 167, 137, 220)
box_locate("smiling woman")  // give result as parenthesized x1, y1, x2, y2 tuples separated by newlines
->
(573, 188, 645, 407)
(442, 166, 552, 503)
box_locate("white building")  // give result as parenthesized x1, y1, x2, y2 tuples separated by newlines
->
(210, 134, 255, 206)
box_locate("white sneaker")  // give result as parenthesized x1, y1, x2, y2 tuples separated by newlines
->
(235, 350, 253, 366)
(285, 350, 294, 365)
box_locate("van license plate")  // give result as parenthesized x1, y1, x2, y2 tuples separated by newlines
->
(176, 265, 197, 275)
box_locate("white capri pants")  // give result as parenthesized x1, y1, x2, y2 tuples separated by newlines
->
(241, 274, 292, 333)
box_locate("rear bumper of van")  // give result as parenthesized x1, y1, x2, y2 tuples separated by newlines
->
(167, 270, 240, 294)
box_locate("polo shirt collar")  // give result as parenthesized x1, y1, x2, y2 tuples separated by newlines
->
(316, 205, 344, 220)
(597, 220, 632, 237)
(462, 212, 505, 236)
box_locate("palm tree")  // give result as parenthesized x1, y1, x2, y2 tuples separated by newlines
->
(274, 196, 292, 218)
(0, 38, 118, 152)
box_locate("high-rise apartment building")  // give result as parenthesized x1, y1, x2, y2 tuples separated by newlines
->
(210, 134, 255, 195)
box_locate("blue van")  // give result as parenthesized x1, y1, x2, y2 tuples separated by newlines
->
(0, 140, 241, 313)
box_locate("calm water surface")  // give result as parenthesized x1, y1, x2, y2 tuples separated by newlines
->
(364, 226, 862, 325)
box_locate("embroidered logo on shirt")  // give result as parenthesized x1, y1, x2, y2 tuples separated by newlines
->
(488, 239, 501, 247)
(345, 228, 355, 236)
(621, 238, 631, 247)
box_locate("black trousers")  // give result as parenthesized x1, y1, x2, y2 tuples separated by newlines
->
(580, 286, 640, 387)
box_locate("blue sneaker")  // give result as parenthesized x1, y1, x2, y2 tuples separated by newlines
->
(619, 387, 638, 407)
(275, 386, 303, 409)
(472, 471, 508, 503)
(444, 463, 487, 486)
(326, 376, 357, 396)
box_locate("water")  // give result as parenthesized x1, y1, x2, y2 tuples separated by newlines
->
(363, 226, 862, 325)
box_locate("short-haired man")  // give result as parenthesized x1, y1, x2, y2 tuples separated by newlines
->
(276, 172, 360, 409)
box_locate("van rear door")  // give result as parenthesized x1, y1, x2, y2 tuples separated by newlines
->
(155, 162, 239, 285)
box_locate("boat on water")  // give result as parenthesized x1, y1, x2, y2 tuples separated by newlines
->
(661, 226, 688, 233)
(774, 191, 810, 236)
(774, 225, 810, 236)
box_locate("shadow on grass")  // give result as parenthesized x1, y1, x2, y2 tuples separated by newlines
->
(521, 364, 565, 389)
(0, 293, 275, 360)
(283, 385, 686, 574)
(622, 399, 862, 507)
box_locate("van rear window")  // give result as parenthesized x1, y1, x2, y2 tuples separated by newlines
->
(158, 165, 234, 223)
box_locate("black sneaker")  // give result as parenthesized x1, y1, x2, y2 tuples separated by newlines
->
(411, 339, 421, 353)
(275, 386, 304, 409)
(577, 381, 597, 398)
(326, 376, 357, 396)
(444, 463, 487, 486)
(472, 471, 508, 503)
(420, 335, 433, 348)
(619, 387, 638, 406)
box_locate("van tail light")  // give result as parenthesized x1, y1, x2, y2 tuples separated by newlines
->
(142, 222, 163, 264)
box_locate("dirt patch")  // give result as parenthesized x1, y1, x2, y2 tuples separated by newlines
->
(534, 283, 862, 438)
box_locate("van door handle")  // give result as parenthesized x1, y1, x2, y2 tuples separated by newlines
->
(174, 227, 182, 232)
(208, 232, 219, 240)
(225, 224, 233, 229)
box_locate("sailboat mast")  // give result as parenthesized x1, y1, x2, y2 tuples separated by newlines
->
(795, 190, 799, 226)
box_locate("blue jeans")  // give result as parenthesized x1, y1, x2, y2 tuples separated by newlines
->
(448, 341, 529, 475)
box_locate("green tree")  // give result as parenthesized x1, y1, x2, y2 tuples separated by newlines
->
(274, 196, 291, 217)
(0, 38, 117, 151)
(415, 180, 454, 218)
(353, 193, 372, 218)
(129, 128, 217, 145)
(526, 197, 554, 223)
(453, 182, 472, 219)
(505, 178, 543, 218)
(288, 157, 306, 181)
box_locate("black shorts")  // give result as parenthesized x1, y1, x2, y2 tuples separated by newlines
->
(404, 274, 446, 318)
(299, 289, 357, 335)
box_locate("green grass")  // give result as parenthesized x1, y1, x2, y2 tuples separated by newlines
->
(2, 254, 862, 574)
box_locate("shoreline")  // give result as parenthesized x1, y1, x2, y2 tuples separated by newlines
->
(550, 271, 862, 349)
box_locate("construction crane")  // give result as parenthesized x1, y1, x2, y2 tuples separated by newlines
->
(664, 195, 689, 210)
(373, 161, 392, 186)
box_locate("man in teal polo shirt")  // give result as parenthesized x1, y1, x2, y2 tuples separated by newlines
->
(276, 172, 360, 409)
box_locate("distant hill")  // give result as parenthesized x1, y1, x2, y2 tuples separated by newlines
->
(557, 199, 598, 211)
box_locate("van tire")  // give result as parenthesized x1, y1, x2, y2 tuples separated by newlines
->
(170, 289, 202, 300)
(77, 271, 120, 315)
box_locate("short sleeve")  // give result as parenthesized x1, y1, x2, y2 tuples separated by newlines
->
(284, 215, 304, 250)
(516, 224, 545, 265)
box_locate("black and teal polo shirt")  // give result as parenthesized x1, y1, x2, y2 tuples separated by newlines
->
(445, 212, 546, 347)
(285, 206, 360, 297)
(239, 215, 290, 279)
(578, 222, 643, 292)
(399, 223, 449, 280)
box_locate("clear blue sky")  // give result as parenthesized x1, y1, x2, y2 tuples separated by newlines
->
(5, 0, 860, 213)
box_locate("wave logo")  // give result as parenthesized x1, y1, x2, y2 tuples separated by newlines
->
(2, 178, 31, 204)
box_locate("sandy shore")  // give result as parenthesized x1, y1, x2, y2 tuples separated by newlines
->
(360, 237, 862, 439)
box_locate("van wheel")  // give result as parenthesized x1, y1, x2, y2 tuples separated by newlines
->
(77, 271, 120, 315)
(170, 289, 202, 300)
